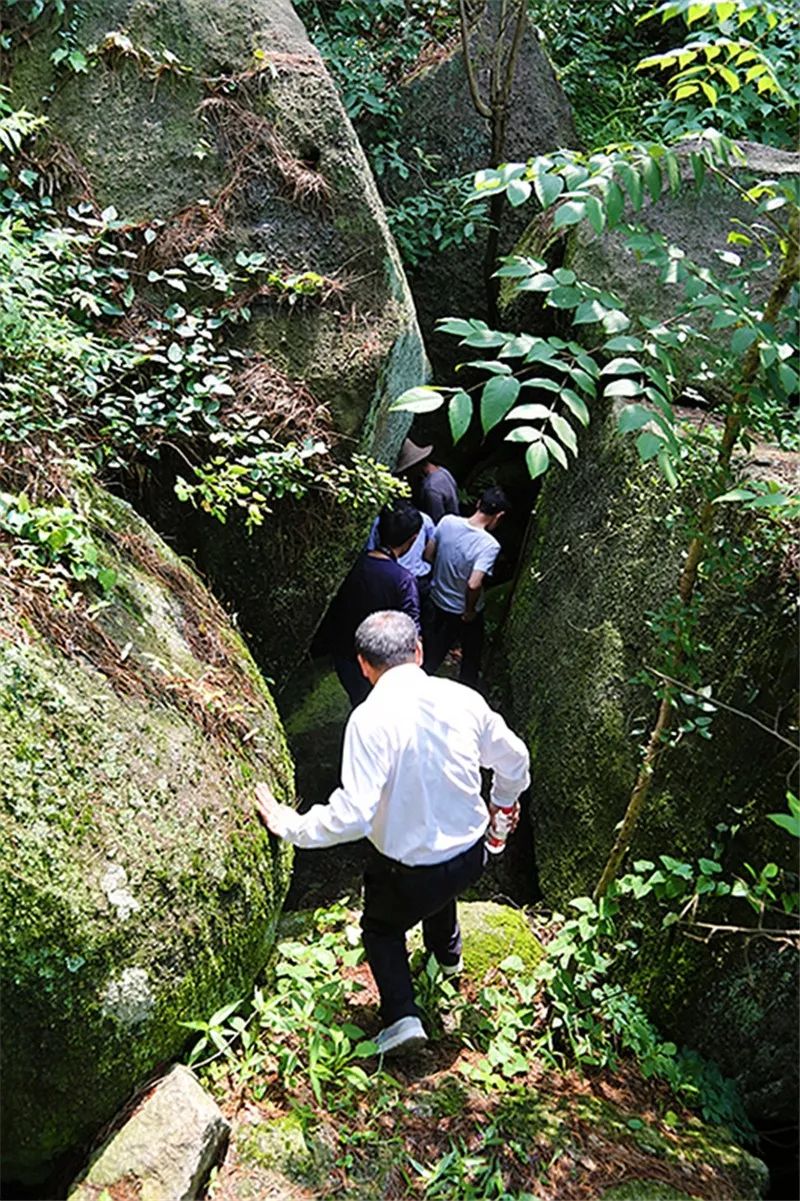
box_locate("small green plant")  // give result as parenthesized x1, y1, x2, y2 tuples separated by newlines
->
(387, 175, 488, 267)
(181, 905, 381, 1107)
(0, 490, 117, 594)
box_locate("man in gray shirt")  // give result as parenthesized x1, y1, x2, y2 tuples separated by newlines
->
(423, 485, 509, 688)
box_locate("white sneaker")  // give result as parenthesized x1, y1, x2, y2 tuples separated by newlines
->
(438, 956, 463, 978)
(374, 1015, 428, 1056)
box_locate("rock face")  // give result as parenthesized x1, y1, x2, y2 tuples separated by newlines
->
(494, 402, 798, 1120)
(69, 1065, 229, 1201)
(361, 0, 576, 372)
(0, 474, 293, 1181)
(10, 0, 426, 686)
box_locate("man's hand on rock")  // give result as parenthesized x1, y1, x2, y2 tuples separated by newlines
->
(254, 782, 292, 838)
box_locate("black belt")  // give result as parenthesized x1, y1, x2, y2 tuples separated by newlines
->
(367, 837, 483, 875)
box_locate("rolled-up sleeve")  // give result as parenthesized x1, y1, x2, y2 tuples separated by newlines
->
(281, 716, 387, 848)
(478, 707, 530, 808)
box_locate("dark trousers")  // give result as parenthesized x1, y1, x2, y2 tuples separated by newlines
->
(422, 603, 485, 688)
(361, 838, 487, 1025)
(333, 655, 371, 707)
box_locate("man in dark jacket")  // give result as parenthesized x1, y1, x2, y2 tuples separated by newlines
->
(324, 503, 422, 706)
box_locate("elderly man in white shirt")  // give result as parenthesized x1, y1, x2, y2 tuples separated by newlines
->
(255, 609, 530, 1056)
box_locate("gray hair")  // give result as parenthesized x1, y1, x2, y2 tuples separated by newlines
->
(355, 610, 419, 668)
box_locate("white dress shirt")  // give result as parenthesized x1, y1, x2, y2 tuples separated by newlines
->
(277, 663, 530, 866)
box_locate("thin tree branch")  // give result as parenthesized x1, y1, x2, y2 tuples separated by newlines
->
(458, 0, 491, 119)
(643, 665, 799, 752)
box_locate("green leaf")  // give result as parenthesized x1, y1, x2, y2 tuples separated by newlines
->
(507, 403, 552, 421)
(699, 858, 722, 875)
(533, 165, 564, 208)
(606, 378, 642, 399)
(525, 341, 559, 363)
(603, 357, 642, 376)
(657, 445, 678, 488)
(96, 567, 117, 593)
(505, 425, 543, 443)
(617, 403, 652, 432)
(561, 389, 590, 427)
(604, 180, 625, 227)
(543, 433, 568, 469)
(601, 309, 631, 333)
(700, 80, 718, 105)
(208, 998, 243, 1027)
(550, 412, 578, 455)
(507, 178, 532, 207)
(569, 368, 597, 397)
(463, 360, 512, 374)
(499, 335, 535, 358)
(389, 386, 444, 413)
(604, 335, 644, 352)
(730, 326, 757, 355)
(553, 200, 587, 229)
(464, 328, 508, 348)
(495, 257, 546, 278)
(713, 487, 756, 504)
(584, 193, 606, 234)
(481, 376, 521, 434)
(518, 272, 557, 292)
(641, 155, 662, 203)
(636, 430, 663, 461)
(617, 163, 643, 211)
(437, 318, 478, 337)
(520, 377, 560, 392)
(448, 390, 472, 444)
(768, 811, 800, 839)
(525, 441, 550, 480)
(573, 299, 608, 325)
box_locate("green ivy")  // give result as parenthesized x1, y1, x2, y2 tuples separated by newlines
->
(0, 490, 117, 594)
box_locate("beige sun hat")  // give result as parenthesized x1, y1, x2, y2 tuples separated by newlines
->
(396, 438, 433, 472)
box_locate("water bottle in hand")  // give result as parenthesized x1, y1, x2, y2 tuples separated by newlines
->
(486, 807, 512, 855)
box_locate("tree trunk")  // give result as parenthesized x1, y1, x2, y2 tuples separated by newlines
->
(593, 208, 800, 901)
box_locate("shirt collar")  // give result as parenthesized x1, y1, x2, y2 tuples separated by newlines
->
(372, 662, 424, 694)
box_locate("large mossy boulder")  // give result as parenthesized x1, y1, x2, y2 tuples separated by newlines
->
(9, 0, 426, 687)
(493, 403, 798, 1120)
(0, 470, 294, 1183)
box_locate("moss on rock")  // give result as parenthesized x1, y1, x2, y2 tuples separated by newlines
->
(457, 900, 543, 981)
(0, 473, 294, 1182)
(493, 401, 798, 1119)
(601, 1183, 699, 1200)
(10, 0, 427, 686)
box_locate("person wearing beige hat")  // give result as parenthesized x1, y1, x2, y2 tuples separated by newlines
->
(396, 438, 460, 524)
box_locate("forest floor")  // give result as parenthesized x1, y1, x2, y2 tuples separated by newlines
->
(196, 903, 761, 1201)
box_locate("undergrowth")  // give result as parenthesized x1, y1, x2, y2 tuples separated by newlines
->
(185, 899, 756, 1201)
